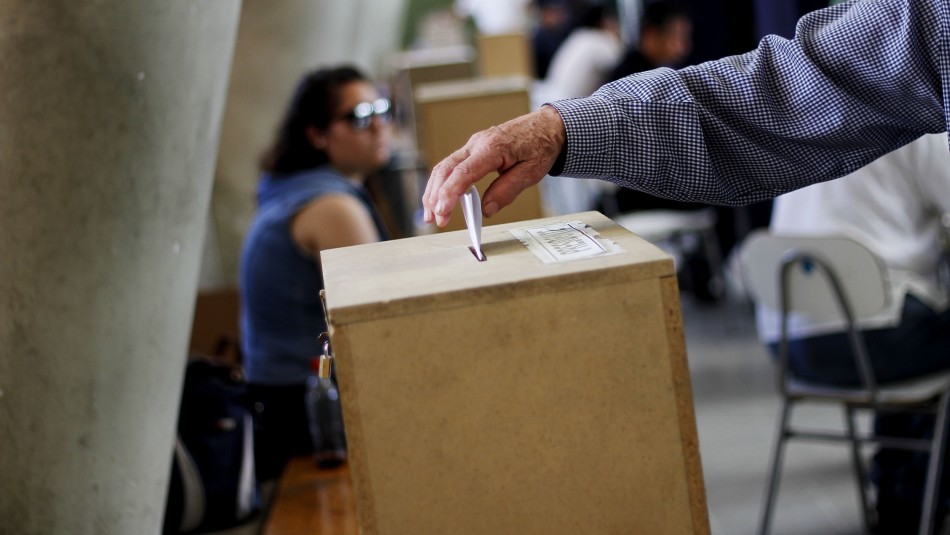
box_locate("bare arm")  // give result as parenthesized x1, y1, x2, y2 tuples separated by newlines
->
(291, 193, 380, 254)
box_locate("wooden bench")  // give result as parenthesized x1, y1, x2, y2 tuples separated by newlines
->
(262, 456, 358, 535)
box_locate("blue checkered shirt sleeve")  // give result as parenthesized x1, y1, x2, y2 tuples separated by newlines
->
(549, 0, 950, 205)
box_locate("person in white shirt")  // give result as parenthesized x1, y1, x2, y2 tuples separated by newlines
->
(536, 4, 622, 216)
(543, 4, 622, 101)
(757, 133, 950, 532)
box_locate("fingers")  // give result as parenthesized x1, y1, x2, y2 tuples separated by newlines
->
(481, 162, 547, 217)
(424, 132, 503, 227)
(422, 146, 469, 225)
(422, 107, 566, 227)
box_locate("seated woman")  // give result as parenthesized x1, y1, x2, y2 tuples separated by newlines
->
(239, 66, 392, 480)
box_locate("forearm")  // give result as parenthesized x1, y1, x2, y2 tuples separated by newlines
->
(550, 0, 948, 205)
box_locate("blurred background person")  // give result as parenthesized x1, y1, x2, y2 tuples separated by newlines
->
(543, 3, 622, 101)
(536, 3, 622, 217)
(598, 0, 726, 301)
(530, 0, 574, 79)
(600, 1, 694, 219)
(607, 0, 692, 81)
(239, 66, 392, 481)
(757, 133, 950, 532)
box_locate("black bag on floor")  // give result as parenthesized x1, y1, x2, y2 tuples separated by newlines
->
(163, 356, 259, 534)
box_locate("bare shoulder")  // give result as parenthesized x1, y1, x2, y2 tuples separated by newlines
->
(291, 193, 380, 254)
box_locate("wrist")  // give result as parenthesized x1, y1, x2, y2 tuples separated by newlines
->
(540, 105, 567, 176)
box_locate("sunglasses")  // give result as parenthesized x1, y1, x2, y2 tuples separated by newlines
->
(337, 98, 391, 130)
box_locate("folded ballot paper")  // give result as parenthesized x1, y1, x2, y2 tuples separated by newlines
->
(460, 185, 485, 261)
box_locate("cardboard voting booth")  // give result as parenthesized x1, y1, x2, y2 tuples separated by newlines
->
(387, 46, 476, 150)
(388, 46, 476, 92)
(321, 211, 709, 535)
(476, 32, 534, 78)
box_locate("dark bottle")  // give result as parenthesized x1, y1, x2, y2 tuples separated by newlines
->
(305, 357, 347, 468)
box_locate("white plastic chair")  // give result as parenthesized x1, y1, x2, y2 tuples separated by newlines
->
(740, 231, 950, 535)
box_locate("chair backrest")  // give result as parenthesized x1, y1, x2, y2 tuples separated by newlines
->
(740, 231, 890, 324)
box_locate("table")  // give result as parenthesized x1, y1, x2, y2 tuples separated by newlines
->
(263, 456, 358, 535)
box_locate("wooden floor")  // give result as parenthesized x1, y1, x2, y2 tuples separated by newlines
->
(263, 456, 358, 535)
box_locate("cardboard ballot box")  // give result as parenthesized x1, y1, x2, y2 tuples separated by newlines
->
(321, 211, 709, 535)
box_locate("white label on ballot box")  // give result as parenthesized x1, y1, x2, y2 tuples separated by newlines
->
(509, 220, 624, 264)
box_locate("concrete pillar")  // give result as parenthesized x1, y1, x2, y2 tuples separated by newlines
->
(210, 0, 408, 285)
(0, 2, 240, 534)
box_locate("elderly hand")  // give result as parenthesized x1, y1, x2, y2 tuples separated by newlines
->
(422, 105, 567, 227)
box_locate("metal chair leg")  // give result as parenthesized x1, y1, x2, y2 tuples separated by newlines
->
(919, 393, 950, 535)
(758, 398, 793, 535)
(845, 406, 875, 532)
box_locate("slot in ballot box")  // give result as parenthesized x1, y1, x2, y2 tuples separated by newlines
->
(321, 211, 710, 535)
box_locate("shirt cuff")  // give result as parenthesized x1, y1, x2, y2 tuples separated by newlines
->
(549, 144, 567, 176)
(547, 96, 618, 178)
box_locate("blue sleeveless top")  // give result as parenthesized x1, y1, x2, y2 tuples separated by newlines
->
(239, 166, 388, 385)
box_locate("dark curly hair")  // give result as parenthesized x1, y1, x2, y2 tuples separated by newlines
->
(259, 66, 367, 175)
